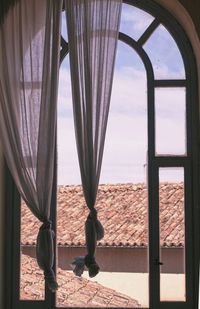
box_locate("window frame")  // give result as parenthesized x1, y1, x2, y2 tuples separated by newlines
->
(4, 1, 200, 309)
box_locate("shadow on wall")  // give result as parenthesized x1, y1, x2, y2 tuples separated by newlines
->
(22, 245, 185, 274)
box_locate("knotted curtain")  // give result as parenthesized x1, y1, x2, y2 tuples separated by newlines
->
(65, 0, 122, 277)
(0, 0, 62, 291)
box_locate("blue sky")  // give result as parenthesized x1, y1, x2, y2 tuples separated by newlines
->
(57, 4, 186, 185)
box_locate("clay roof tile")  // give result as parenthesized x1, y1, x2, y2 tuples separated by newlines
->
(21, 183, 184, 247)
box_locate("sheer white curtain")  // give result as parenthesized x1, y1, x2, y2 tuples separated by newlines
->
(0, 0, 62, 291)
(65, 0, 122, 277)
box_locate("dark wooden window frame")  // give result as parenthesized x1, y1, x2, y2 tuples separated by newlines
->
(4, 1, 200, 309)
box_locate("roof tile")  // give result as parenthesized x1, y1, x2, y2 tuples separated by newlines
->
(21, 183, 184, 247)
(21, 254, 141, 307)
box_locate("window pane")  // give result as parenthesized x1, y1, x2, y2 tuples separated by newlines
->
(57, 58, 80, 185)
(155, 88, 186, 155)
(61, 11, 68, 42)
(56, 43, 149, 307)
(143, 24, 185, 79)
(159, 168, 186, 302)
(120, 3, 154, 41)
(102, 41, 147, 184)
(20, 201, 45, 300)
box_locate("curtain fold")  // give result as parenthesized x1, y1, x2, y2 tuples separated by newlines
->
(66, 0, 122, 277)
(0, 0, 62, 291)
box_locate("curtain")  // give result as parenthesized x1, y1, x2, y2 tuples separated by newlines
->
(0, 0, 19, 25)
(0, 0, 62, 291)
(66, 0, 122, 277)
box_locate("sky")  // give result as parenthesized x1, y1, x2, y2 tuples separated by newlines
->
(57, 4, 186, 185)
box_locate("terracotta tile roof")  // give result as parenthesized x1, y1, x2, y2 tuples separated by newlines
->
(20, 254, 141, 307)
(21, 183, 184, 247)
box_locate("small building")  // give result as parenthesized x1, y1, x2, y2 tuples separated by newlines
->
(21, 182, 185, 274)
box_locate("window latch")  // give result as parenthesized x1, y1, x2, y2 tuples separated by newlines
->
(154, 259, 163, 266)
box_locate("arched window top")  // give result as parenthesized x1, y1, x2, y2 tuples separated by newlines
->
(61, 0, 194, 84)
(119, 3, 155, 40)
(143, 24, 185, 79)
(118, 1, 187, 80)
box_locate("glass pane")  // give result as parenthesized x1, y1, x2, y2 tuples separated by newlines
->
(120, 3, 154, 41)
(20, 201, 45, 300)
(101, 41, 147, 184)
(100, 42, 149, 307)
(143, 24, 185, 79)
(155, 88, 186, 155)
(159, 168, 186, 302)
(56, 42, 149, 307)
(61, 11, 68, 42)
(57, 59, 80, 185)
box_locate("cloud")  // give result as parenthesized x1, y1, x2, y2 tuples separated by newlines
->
(143, 24, 185, 79)
(120, 4, 154, 40)
(61, 3, 154, 44)
(57, 59, 73, 118)
(57, 17, 186, 184)
(57, 112, 148, 185)
(57, 116, 81, 184)
(159, 167, 184, 182)
(155, 88, 186, 155)
(110, 66, 147, 115)
(155, 88, 185, 117)
(61, 12, 68, 42)
(57, 55, 149, 184)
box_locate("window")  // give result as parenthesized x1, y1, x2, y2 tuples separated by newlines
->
(5, 1, 199, 309)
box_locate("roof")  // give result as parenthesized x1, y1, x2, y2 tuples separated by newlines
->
(20, 254, 141, 307)
(21, 182, 184, 248)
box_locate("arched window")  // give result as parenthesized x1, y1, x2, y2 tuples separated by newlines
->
(5, 1, 199, 309)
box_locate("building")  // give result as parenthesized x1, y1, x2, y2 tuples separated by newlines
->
(20, 183, 185, 306)
(21, 183, 185, 274)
